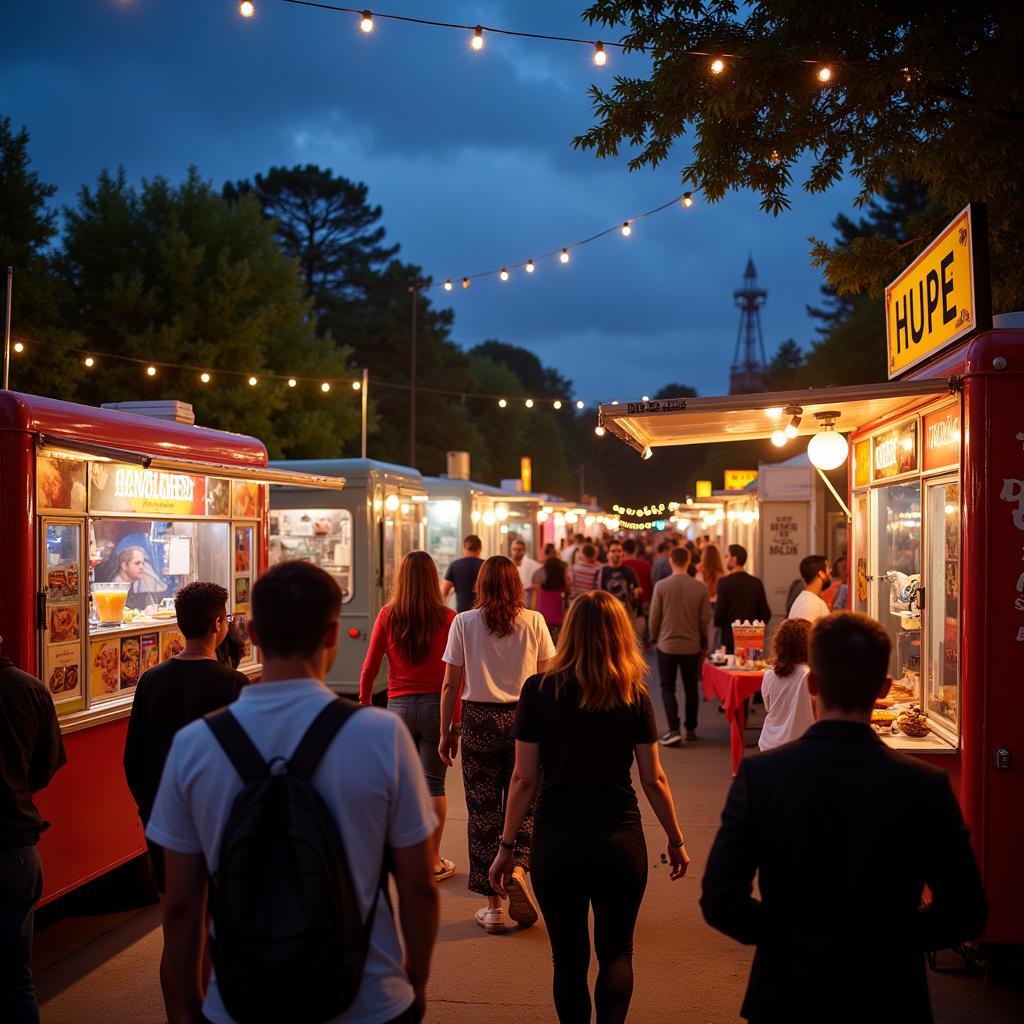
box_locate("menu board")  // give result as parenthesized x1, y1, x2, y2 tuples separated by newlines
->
(234, 525, 253, 612)
(923, 401, 961, 471)
(43, 522, 84, 708)
(854, 440, 871, 488)
(89, 463, 234, 518)
(872, 420, 919, 480)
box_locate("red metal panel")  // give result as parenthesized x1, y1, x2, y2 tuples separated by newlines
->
(35, 719, 145, 905)
(0, 428, 38, 675)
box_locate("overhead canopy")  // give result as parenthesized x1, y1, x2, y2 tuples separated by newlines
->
(599, 378, 954, 454)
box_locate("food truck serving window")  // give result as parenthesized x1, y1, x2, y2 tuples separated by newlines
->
(269, 508, 353, 604)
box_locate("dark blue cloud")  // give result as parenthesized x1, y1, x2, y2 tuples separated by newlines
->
(1, 0, 861, 402)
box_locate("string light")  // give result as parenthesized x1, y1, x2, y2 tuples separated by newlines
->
(352, 380, 362, 390)
(321, 382, 331, 392)
(681, 192, 694, 208)
(498, 398, 507, 408)
(576, 400, 585, 410)
(499, 268, 510, 281)
(359, 10, 374, 33)
(146, 365, 156, 376)
(288, 378, 297, 388)
(553, 400, 562, 410)
(525, 398, 534, 408)
(710, 57, 725, 74)
(525, 259, 535, 273)
(238, 1, 254, 18)
(621, 222, 631, 236)
(471, 25, 484, 50)
(248, 375, 258, 386)
(593, 42, 607, 66)
(559, 248, 570, 264)
(200, 372, 211, 383)
(443, 279, 453, 291)
(594, 424, 606, 437)
(83, 356, 95, 368)
(817, 65, 833, 83)
(13, 341, 24, 353)
(462, 277, 471, 289)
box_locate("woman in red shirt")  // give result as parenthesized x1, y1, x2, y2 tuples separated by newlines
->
(359, 550, 458, 881)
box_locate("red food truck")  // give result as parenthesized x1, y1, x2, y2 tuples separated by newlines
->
(0, 392, 341, 904)
(596, 206, 1023, 960)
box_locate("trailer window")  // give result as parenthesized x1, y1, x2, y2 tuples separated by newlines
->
(268, 508, 353, 604)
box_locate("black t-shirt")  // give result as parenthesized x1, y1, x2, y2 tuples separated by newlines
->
(600, 564, 640, 609)
(514, 672, 658, 826)
(123, 657, 246, 823)
(444, 556, 484, 612)
(0, 658, 67, 847)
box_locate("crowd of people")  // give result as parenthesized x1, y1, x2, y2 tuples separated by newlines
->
(0, 530, 989, 1024)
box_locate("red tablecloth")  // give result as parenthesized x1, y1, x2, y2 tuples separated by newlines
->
(702, 662, 765, 776)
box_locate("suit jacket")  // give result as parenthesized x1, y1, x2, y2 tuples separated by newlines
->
(700, 721, 986, 1024)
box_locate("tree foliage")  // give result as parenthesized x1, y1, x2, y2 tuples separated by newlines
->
(576, 2, 1024, 309)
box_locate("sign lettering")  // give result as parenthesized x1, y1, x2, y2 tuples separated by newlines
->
(872, 421, 918, 480)
(923, 401, 961, 471)
(724, 469, 757, 491)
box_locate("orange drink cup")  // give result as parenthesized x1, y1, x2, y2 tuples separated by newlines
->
(93, 582, 130, 626)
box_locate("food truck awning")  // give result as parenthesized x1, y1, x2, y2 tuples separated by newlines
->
(598, 378, 955, 453)
(39, 436, 346, 489)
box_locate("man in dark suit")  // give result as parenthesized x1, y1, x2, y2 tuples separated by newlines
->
(701, 612, 986, 1024)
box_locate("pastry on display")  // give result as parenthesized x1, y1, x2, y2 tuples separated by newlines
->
(896, 704, 931, 737)
(871, 708, 898, 725)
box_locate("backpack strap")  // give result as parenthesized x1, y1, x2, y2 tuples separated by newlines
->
(205, 709, 268, 784)
(288, 698, 363, 781)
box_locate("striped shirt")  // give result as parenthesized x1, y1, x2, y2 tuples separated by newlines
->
(569, 559, 602, 600)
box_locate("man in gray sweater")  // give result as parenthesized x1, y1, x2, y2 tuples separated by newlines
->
(649, 546, 711, 746)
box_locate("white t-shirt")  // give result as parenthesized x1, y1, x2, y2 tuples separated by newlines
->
(515, 556, 542, 591)
(759, 664, 815, 751)
(561, 544, 580, 565)
(443, 607, 556, 702)
(788, 589, 830, 624)
(146, 678, 437, 1024)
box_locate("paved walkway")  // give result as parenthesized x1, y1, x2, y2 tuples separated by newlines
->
(34, 682, 1023, 1023)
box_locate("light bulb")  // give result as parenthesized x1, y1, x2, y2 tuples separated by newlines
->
(462, 277, 471, 289)
(681, 192, 694, 208)
(443, 279, 453, 291)
(84, 356, 95, 368)
(525, 398, 533, 408)
(807, 429, 849, 471)
(525, 259, 535, 273)
(499, 268, 510, 281)
(576, 400, 584, 409)
(498, 398, 507, 408)
(482, 510, 496, 527)
(621, 221, 631, 236)
(594, 424, 606, 438)
(642, 446, 653, 461)
(710, 58, 725, 75)
(765, 407, 782, 419)
(593, 42, 607, 66)
(496, 503, 509, 521)
(769, 149, 781, 164)
(817, 65, 832, 83)
(352, 380, 361, 391)
(553, 400, 562, 410)
(200, 372, 211, 383)
(384, 493, 400, 512)
(288, 378, 297, 388)
(471, 26, 484, 50)
(13, 341, 24, 353)
(248, 376, 258, 387)
(146, 365, 156, 377)
(359, 11, 374, 33)
(785, 422, 799, 439)
(642, 395, 650, 402)
(239, 1, 255, 18)
(771, 429, 787, 447)
(321, 382, 331, 392)
(559, 248, 570, 264)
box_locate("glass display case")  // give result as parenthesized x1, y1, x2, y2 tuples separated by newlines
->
(925, 478, 960, 733)
(425, 499, 462, 576)
(269, 508, 353, 602)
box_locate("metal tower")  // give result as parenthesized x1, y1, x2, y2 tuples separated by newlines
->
(729, 256, 768, 394)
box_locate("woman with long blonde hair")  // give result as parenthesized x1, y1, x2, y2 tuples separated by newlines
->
(359, 550, 457, 880)
(439, 556, 555, 934)
(489, 591, 689, 1023)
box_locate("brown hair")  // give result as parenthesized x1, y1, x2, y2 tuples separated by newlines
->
(540, 556, 567, 591)
(474, 555, 523, 637)
(808, 612, 891, 713)
(700, 543, 725, 586)
(388, 551, 448, 664)
(669, 546, 690, 567)
(175, 581, 228, 640)
(770, 618, 812, 677)
(545, 590, 647, 712)
(252, 561, 341, 659)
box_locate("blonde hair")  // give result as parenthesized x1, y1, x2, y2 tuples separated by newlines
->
(545, 590, 647, 712)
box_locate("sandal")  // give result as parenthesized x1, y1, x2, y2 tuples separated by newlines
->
(434, 857, 456, 882)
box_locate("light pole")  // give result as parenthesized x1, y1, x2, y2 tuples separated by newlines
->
(2, 267, 12, 390)
(361, 367, 368, 459)
(408, 282, 419, 467)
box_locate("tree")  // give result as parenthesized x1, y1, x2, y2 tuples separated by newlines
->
(762, 339, 804, 391)
(575, 3, 1024, 309)
(471, 340, 573, 399)
(653, 382, 697, 400)
(224, 165, 398, 314)
(56, 167, 359, 457)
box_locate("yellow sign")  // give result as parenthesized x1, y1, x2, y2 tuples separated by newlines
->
(520, 456, 532, 494)
(885, 204, 990, 379)
(695, 480, 712, 498)
(854, 440, 871, 488)
(723, 469, 757, 491)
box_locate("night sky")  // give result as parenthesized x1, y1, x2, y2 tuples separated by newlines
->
(3, 0, 862, 404)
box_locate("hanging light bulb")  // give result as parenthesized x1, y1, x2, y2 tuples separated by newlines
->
(359, 10, 374, 33)
(248, 376, 258, 386)
(525, 398, 533, 408)
(462, 277, 471, 289)
(642, 395, 650, 402)
(553, 400, 562, 410)
(784, 406, 802, 438)
(499, 268, 510, 282)
(287, 378, 297, 388)
(710, 57, 725, 75)
(200, 372, 211, 383)
(765, 407, 783, 419)
(13, 341, 24, 353)
(525, 259, 535, 273)
(321, 382, 331, 393)
(443, 279, 453, 291)
(352, 380, 362, 391)
(621, 221, 632, 236)
(817, 65, 833, 83)
(83, 356, 95, 368)
(146, 365, 157, 376)
(593, 42, 607, 66)
(681, 192, 694, 208)
(576, 400, 584, 410)
(594, 424, 606, 438)
(238, 1, 255, 18)
(807, 411, 849, 470)
(771, 429, 787, 447)
(559, 248, 570, 264)
(498, 398, 507, 408)
(471, 26, 484, 50)
(642, 446, 653, 461)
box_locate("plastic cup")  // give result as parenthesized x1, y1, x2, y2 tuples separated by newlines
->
(93, 582, 130, 625)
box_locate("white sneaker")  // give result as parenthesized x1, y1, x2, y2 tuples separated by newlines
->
(475, 906, 507, 934)
(505, 866, 539, 927)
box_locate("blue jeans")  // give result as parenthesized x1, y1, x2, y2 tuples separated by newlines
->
(0, 845, 43, 1024)
(387, 693, 447, 797)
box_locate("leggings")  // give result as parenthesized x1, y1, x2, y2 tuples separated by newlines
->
(460, 701, 533, 895)
(530, 819, 648, 1024)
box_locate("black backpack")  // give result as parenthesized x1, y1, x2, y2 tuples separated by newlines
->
(204, 698, 384, 1024)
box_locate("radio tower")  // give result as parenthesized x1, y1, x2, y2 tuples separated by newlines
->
(729, 256, 768, 394)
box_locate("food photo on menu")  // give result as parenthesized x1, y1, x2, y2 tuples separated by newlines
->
(91, 639, 121, 695)
(120, 636, 141, 690)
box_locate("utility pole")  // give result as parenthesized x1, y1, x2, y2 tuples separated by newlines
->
(2, 267, 12, 390)
(361, 367, 368, 459)
(408, 282, 419, 468)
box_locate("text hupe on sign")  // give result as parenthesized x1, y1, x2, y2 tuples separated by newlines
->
(885, 204, 990, 379)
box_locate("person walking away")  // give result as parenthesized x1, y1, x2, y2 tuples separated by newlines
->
(600, 541, 642, 620)
(510, 538, 541, 609)
(651, 539, 673, 586)
(826, 556, 849, 611)
(788, 555, 831, 624)
(697, 543, 726, 651)
(532, 556, 570, 643)
(621, 538, 653, 609)
(359, 550, 458, 882)
(146, 562, 439, 1024)
(438, 556, 554, 934)
(442, 535, 484, 612)
(568, 543, 602, 601)
(714, 545, 772, 653)
(489, 592, 689, 1024)
(125, 583, 247, 900)
(757, 618, 814, 752)
(701, 612, 986, 1024)
(561, 533, 585, 566)
(0, 638, 66, 1024)
(649, 547, 711, 745)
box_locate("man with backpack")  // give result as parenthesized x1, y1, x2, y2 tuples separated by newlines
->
(146, 561, 439, 1024)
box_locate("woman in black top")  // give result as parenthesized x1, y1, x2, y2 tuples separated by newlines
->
(489, 590, 689, 1024)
